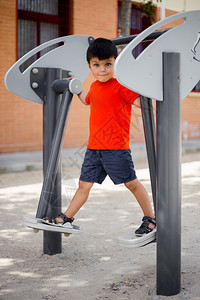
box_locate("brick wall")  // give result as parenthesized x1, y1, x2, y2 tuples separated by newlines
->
(0, 0, 43, 153)
(0, 1, 199, 153)
(182, 94, 200, 140)
(73, 0, 118, 38)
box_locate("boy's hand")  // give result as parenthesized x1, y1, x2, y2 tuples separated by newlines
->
(63, 77, 74, 81)
(63, 78, 88, 105)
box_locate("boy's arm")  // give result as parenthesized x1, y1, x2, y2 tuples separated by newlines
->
(133, 96, 141, 108)
(77, 90, 89, 105)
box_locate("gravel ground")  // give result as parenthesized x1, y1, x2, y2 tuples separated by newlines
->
(0, 152, 200, 300)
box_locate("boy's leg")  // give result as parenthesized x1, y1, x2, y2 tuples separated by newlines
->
(55, 180, 93, 223)
(124, 178, 155, 229)
(55, 149, 106, 223)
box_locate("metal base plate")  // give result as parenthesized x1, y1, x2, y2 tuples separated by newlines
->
(118, 228, 156, 248)
(23, 216, 81, 236)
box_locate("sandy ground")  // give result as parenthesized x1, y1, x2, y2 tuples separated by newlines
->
(0, 152, 200, 300)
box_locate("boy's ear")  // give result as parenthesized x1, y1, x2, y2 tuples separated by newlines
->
(88, 63, 91, 70)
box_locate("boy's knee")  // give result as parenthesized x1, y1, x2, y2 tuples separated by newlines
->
(124, 179, 139, 191)
(79, 180, 93, 191)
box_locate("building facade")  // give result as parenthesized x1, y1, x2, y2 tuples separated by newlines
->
(0, 0, 200, 153)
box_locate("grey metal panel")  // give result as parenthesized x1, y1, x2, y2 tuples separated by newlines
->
(4, 35, 92, 104)
(114, 10, 200, 101)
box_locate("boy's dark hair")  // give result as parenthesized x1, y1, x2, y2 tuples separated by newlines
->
(86, 38, 118, 63)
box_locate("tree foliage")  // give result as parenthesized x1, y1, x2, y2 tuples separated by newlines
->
(138, 0, 162, 23)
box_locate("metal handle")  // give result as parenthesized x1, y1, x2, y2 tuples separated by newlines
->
(52, 78, 82, 94)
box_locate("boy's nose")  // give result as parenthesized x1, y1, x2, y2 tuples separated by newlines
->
(100, 65, 106, 72)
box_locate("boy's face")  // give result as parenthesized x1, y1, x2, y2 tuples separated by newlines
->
(88, 57, 115, 82)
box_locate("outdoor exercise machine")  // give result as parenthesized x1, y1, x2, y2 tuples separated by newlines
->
(4, 10, 200, 297)
(4, 35, 93, 254)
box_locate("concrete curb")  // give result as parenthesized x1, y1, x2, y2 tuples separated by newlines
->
(0, 140, 199, 174)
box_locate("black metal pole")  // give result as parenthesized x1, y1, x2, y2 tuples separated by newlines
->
(35, 68, 73, 255)
(36, 88, 73, 220)
(156, 52, 181, 295)
(140, 96, 156, 212)
(111, 29, 168, 46)
(40, 68, 62, 255)
(43, 90, 73, 255)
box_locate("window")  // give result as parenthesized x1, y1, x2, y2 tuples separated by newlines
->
(130, 4, 151, 35)
(193, 81, 200, 92)
(18, 0, 70, 71)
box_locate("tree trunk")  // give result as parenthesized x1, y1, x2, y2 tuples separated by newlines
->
(120, 0, 132, 36)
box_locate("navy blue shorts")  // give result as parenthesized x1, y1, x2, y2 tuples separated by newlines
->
(80, 149, 137, 185)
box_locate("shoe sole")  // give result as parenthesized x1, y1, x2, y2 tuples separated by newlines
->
(22, 216, 81, 234)
(118, 228, 156, 248)
(42, 219, 73, 229)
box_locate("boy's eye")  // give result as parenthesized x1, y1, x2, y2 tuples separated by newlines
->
(105, 63, 111, 66)
(94, 63, 99, 67)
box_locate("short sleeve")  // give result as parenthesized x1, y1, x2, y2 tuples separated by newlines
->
(120, 85, 139, 105)
(85, 91, 91, 105)
(85, 81, 97, 105)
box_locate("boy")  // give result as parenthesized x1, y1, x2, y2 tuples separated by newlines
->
(43, 38, 156, 237)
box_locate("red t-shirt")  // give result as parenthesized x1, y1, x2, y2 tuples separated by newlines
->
(85, 78, 139, 150)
